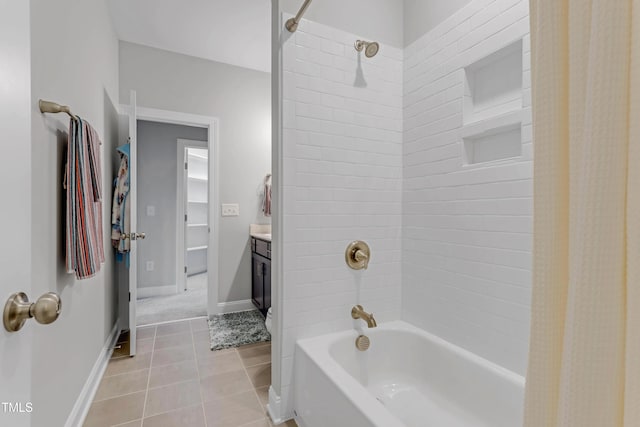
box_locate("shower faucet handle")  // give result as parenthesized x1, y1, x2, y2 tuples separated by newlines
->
(345, 241, 370, 270)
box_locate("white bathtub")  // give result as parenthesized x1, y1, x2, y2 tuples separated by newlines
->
(293, 321, 524, 427)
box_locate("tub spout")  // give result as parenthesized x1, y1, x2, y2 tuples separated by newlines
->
(351, 305, 377, 328)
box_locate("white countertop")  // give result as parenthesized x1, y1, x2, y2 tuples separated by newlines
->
(250, 232, 271, 242)
(250, 224, 271, 242)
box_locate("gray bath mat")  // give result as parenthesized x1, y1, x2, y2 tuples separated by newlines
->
(208, 309, 271, 351)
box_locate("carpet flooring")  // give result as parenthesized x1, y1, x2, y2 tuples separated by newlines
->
(136, 273, 207, 325)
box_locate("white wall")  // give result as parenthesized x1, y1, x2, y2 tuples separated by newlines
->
(402, 0, 532, 375)
(136, 120, 207, 294)
(29, 0, 120, 425)
(403, 0, 473, 46)
(278, 16, 404, 418)
(119, 41, 271, 304)
(282, 0, 404, 48)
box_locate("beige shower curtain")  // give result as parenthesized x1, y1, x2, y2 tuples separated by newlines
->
(524, 0, 640, 426)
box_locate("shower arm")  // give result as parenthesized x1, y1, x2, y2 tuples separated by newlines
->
(285, 0, 312, 32)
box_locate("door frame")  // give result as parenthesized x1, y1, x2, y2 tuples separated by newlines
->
(120, 104, 220, 317)
(176, 140, 209, 292)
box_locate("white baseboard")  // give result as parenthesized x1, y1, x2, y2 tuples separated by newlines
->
(65, 320, 120, 427)
(267, 386, 284, 425)
(215, 299, 255, 314)
(137, 284, 177, 299)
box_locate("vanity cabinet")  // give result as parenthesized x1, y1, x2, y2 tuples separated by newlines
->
(251, 237, 271, 317)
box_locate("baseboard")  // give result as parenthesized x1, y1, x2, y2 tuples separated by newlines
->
(267, 386, 284, 425)
(137, 284, 178, 299)
(65, 320, 120, 427)
(215, 299, 255, 314)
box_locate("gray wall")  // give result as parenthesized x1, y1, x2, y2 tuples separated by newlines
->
(120, 41, 271, 304)
(282, 0, 404, 48)
(30, 0, 120, 425)
(137, 120, 207, 291)
(403, 0, 473, 46)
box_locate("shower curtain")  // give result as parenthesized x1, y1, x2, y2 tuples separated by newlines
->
(524, 0, 640, 426)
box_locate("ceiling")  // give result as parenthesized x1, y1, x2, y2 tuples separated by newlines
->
(108, 0, 271, 73)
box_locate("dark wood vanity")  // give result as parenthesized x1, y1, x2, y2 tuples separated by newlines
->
(251, 236, 271, 317)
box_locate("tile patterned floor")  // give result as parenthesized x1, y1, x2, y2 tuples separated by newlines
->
(84, 318, 296, 427)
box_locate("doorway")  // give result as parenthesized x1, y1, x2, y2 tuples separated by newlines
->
(134, 121, 210, 325)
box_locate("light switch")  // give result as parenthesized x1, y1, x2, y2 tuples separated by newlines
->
(146, 261, 154, 271)
(221, 204, 240, 217)
(146, 205, 156, 216)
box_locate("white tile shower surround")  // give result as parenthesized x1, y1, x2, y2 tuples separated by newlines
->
(280, 16, 403, 417)
(403, 0, 532, 376)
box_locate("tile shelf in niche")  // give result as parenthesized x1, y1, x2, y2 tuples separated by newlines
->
(463, 39, 523, 125)
(461, 115, 523, 166)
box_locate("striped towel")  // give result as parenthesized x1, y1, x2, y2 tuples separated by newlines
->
(65, 118, 105, 279)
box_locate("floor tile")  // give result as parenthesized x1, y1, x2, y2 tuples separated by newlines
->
(200, 369, 254, 403)
(198, 352, 244, 378)
(136, 326, 156, 341)
(246, 364, 271, 388)
(104, 353, 152, 377)
(203, 391, 265, 427)
(155, 321, 191, 337)
(142, 404, 205, 427)
(93, 369, 149, 402)
(151, 345, 195, 367)
(242, 419, 271, 427)
(255, 386, 269, 406)
(113, 421, 142, 427)
(190, 317, 209, 332)
(83, 391, 145, 427)
(154, 332, 193, 350)
(144, 379, 202, 417)
(238, 343, 271, 367)
(148, 360, 198, 389)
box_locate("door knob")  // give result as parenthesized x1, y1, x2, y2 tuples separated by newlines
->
(3, 292, 62, 332)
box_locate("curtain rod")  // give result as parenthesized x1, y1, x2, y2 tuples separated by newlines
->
(285, 0, 312, 32)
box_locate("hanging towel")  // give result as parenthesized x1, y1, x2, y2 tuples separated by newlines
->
(65, 118, 105, 279)
(111, 143, 130, 262)
(262, 174, 272, 217)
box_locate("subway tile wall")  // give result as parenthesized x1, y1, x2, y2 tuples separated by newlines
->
(280, 17, 403, 415)
(402, 0, 532, 375)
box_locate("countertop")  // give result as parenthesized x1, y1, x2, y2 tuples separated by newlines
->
(250, 232, 271, 242)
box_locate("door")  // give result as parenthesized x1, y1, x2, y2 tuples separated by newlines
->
(0, 2, 32, 426)
(127, 90, 138, 355)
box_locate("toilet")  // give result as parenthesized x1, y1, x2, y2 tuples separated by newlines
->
(265, 307, 272, 333)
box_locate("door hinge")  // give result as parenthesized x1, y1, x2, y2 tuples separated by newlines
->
(128, 292, 131, 302)
(185, 214, 188, 222)
(184, 266, 187, 274)
(185, 162, 188, 170)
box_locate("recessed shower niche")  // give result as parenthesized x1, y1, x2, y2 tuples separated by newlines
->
(462, 40, 524, 165)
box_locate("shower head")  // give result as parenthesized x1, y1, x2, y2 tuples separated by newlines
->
(354, 40, 380, 58)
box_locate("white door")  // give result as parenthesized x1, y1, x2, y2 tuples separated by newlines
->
(0, 2, 33, 426)
(127, 90, 139, 355)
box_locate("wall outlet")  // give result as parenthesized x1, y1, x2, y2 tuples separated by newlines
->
(146, 205, 155, 216)
(221, 204, 240, 217)
(146, 261, 154, 272)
